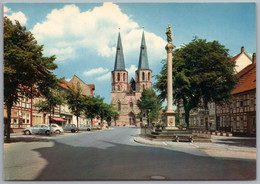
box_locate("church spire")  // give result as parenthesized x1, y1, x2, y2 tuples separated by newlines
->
(114, 31, 126, 71)
(138, 30, 149, 70)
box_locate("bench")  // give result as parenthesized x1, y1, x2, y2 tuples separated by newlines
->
(173, 134, 194, 143)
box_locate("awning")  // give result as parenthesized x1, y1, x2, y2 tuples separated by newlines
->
(51, 117, 66, 122)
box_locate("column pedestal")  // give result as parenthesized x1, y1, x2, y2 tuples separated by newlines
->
(164, 111, 178, 130)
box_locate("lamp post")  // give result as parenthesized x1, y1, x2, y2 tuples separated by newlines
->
(147, 109, 151, 126)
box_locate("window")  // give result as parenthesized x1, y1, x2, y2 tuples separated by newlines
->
(142, 72, 145, 81)
(118, 101, 121, 111)
(143, 84, 145, 90)
(117, 73, 120, 81)
(117, 85, 120, 91)
(130, 102, 133, 109)
(14, 119, 17, 124)
(148, 72, 150, 81)
(240, 101, 243, 107)
(123, 73, 125, 81)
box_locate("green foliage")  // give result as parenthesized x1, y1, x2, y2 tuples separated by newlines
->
(34, 88, 64, 123)
(137, 88, 162, 123)
(83, 95, 119, 128)
(4, 17, 57, 143)
(66, 82, 85, 127)
(155, 37, 237, 128)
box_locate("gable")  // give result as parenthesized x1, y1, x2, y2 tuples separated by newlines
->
(234, 53, 252, 73)
(69, 75, 91, 96)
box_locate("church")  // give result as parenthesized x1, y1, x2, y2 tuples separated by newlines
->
(111, 31, 152, 126)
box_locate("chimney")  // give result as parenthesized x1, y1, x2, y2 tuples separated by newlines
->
(241, 46, 245, 53)
(252, 53, 256, 64)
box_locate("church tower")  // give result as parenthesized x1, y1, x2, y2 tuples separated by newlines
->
(135, 31, 152, 92)
(111, 32, 128, 93)
(111, 30, 152, 126)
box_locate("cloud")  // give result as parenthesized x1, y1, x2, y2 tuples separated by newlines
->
(4, 6, 10, 13)
(4, 6, 27, 25)
(126, 65, 137, 78)
(84, 67, 109, 76)
(65, 78, 71, 82)
(97, 72, 111, 81)
(31, 3, 166, 64)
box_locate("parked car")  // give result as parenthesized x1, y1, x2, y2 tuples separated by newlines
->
(62, 124, 79, 133)
(24, 124, 53, 135)
(79, 124, 91, 131)
(50, 124, 64, 134)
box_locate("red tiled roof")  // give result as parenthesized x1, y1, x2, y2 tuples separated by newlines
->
(87, 84, 95, 90)
(58, 78, 71, 90)
(232, 63, 256, 94)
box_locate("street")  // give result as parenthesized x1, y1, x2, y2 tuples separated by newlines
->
(4, 127, 256, 180)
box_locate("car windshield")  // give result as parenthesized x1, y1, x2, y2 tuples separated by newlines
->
(33, 125, 39, 128)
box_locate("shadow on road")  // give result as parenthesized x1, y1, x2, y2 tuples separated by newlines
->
(5, 135, 52, 143)
(214, 138, 256, 148)
(32, 140, 256, 180)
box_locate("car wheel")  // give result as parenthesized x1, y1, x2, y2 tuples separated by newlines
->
(87, 128, 90, 131)
(71, 129, 75, 133)
(25, 130, 31, 135)
(45, 130, 50, 135)
(55, 130, 61, 134)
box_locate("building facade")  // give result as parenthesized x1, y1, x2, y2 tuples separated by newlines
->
(216, 53, 256, 135)
(4, 76, 95, 131)
(111, 31, 152, 126)
(179, 101, 216, 131)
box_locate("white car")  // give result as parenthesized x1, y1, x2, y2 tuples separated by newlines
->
(24, 123, 63, 135)
(50, 124, 64, 134)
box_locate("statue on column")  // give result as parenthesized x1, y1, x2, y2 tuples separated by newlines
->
(166, 24, 172, 43)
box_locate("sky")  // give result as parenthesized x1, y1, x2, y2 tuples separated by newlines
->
(3, 2, 256, 104)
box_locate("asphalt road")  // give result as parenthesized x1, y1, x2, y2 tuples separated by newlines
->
(4, 127, 256, 180)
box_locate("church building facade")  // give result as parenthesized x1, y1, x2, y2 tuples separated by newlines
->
(111, 31, 152, 126)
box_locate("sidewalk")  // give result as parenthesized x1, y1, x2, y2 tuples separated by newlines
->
(4, 128, 110, 144)
(133, 135, 256, 159)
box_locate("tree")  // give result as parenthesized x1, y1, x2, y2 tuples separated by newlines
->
(4, 17, 57, 143)
(83, 95, 118, 128)
(34, 88, 64, 132)
(137, 88, 162, 125)
(155, 37, 237, 129)
(83, 96, 99, 128)
(66, 82, 85, 128)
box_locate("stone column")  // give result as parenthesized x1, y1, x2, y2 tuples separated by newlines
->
(164, 24, 177, 129)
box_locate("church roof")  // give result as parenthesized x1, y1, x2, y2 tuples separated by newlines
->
(114, 32, 126, 71)
(138, 31, 150, 70)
